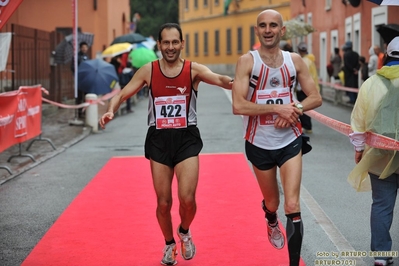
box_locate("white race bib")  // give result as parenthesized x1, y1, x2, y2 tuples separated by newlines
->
(154, 95, 187, 129)
(257, 88, 290, 126)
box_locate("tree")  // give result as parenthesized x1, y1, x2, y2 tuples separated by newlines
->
(130, 0, 179, 40)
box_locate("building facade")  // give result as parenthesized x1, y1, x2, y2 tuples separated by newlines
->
(1, 0, 130, 101)
(290, 0, 399, 83)
(179, 0, 291, 74)
(3, 0, 131, 57)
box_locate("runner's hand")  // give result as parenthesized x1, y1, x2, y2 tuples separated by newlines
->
(274, 116, 293, 128)
(99, 112, 114, 129)
(276, 103, 301, 125)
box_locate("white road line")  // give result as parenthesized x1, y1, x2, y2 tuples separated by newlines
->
(300, 185, 366, 265)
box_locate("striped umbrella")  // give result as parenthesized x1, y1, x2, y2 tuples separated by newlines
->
(53, 32, 94, 64)
(367, 0, 399, 5)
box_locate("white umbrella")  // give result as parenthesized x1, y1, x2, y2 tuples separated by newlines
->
(367, 0, 399, 5)
(282, 20, 315, 41)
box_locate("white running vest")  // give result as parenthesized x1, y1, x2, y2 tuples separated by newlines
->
(243, 50, 302, 150)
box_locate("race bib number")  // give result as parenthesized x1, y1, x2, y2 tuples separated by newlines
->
(155, 96, 187, 129)
(257, 88, 290, 126)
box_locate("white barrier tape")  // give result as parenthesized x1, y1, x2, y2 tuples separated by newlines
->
(41, 88, 121, 109)
(306, 110, 399, 151)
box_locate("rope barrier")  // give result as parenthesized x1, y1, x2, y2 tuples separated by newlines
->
(306, 110, 399, 151)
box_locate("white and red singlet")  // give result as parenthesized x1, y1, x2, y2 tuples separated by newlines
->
(243, 50, 302, 150)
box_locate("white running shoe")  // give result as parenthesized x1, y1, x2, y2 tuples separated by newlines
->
(375, 258, 393, 266)
(176, 226, 196, 260)
(267, 220, 285, 249)
(161, 243, 177, 265)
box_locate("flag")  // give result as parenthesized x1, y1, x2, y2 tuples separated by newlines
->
(0, 0, 24, 30)
(0, 32, 12, 71)
(224, 0, 232, 15)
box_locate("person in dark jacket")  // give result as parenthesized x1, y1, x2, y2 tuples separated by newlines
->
(342, 41, 360, 104)
(119, 61, 135, 113)
(359, 56, 369, 83)
(71, 42, 90, 118)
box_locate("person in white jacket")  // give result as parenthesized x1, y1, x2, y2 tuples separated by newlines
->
(368, 46, 378, 76)
(348, 36, 399, 266)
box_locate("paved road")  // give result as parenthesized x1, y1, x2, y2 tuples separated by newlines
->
(0, 83, 398, 266)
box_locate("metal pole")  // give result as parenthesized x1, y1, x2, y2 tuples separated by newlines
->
(73, 0, 78, 99)
(69, 0, 83, 125)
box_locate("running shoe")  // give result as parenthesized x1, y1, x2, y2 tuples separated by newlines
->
(375, 258, 393, 266)
(161, 243, 177, 265)
(266, 219, 285, 249)
(176, 226, 196, 260)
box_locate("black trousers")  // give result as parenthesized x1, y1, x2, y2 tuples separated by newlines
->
(296, 90, 312, 130)
(75, 89, 86, 118)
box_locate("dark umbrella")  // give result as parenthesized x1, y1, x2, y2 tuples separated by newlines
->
(111, 33, 147, 45)
(77, 59, 119, 95)
(377, 24, 399, 44)
(54, 32, 94, 64)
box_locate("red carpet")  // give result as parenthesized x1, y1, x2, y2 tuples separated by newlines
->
(22, 153, 305, 266)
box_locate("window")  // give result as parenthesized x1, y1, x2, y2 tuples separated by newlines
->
(237, 27, 242, 53)
(194, 0, 198, 9)
(204, 31, 208, 56)
(226, 29, 232, 55)
(194, 32, 199, 56)
(204, 0, 208, 7)
(250, 25, 255, 50)
(215, 30, 220, 55)
(215, 0, 219, 5)
(185, 0, 189, 10)
(185, 34, 190, 57)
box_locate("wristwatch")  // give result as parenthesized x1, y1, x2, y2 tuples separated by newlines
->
(295, 102, 303, 113)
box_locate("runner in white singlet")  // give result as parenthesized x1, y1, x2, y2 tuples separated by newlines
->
(232, 9, 322, 266)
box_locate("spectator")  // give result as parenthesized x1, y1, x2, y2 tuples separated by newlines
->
(330, 47, 342, 82)
(71, 41, 90, 119)
(342, 41, 360, 104)
(348, 36, 399, 266)
(296, 42, 320, 134)
(368, 46, 378, 76)
(280, 41, 293, 52)
(110, 55, 122, 74)
(119, 61, 135, 113)
(374, 45, 385, 69)
(359, 56, 369, 83)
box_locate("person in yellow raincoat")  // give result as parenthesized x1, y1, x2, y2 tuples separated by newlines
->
(348, 36, 399, 266)
(296, 42, 320, 134)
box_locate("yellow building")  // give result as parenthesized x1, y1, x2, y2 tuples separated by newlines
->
(179, 0, 291, 73)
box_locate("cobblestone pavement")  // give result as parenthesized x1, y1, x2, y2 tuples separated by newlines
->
(0, 106, 92, 184)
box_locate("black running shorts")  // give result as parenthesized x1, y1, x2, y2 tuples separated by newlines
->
(144, 126, 203, 167)
(245, 137, 302, 170)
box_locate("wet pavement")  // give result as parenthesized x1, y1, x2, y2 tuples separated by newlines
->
(0, 105, 93, 184)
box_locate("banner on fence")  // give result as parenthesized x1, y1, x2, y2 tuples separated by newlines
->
(0, 0, 24, 30)
(0, 85, 42, 152)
